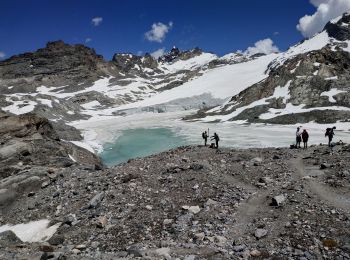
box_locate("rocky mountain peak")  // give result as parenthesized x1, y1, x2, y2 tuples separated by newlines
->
(159, 47, 181, 63)
(111, 53, 158, 73)
(159, 46, 203, 63)
(112, 53, 141, 70)
(324, 12, 350, 41)
(0, 40, 107, 88)
(42, 40, 103, 58)
(45, 40, 70, 50)
(170, 46, 180, 55)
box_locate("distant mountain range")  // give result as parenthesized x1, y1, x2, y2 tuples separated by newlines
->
(1, 12, 349, 125)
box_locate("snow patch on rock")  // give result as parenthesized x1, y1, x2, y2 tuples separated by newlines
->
(0, 219, 60, 243)
(3, 97, 37, 115)
(70, 141, 96, 154)
(321, 88, 347, 102)
(260, 104, 350, 120)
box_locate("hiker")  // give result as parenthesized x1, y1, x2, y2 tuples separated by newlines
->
(296, 127, 302, 148)
(211, 132, 220, 148)
(202, 131, 208, 146)
(301, 129, 309, 149)
(325, 126, 336, 147)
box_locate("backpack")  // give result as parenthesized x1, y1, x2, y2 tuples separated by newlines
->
(302, 131, 309, 140)
(202, 132, 206, 139)
(325, 128, 332, 137)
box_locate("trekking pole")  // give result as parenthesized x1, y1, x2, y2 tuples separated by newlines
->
(208, 128, 209, 137)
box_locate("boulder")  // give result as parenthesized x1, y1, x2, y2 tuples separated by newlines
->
(47, 234, 65, 246)
(182, 205, 201, 214)
(89, 192, 105, 208)
(254, 229, 268, 239)
(0, 230, 22, 247)
(127, 244, 144, 257)
(320, 163, 330, 169)
(271, 194, 286, 206)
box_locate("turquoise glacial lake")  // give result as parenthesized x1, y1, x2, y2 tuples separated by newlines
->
(100, 128, 187, 166)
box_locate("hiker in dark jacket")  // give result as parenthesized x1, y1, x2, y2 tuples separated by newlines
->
(211, 132, 220, 148)
(325, 126, 336, 147)
(296, 127, 302, 148)
(202, 131, 208, 146)
(301, 129, 309, 149)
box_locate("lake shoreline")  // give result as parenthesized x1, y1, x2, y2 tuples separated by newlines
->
(71, 111, 350, 164)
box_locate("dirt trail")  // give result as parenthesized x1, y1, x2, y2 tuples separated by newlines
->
(229, 148, 350, 241)
(291, 153, 350, 213)
(230, 189, 270, 237)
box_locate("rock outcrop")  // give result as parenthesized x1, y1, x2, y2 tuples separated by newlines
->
(325, 12, 350, 41)
(158, 46, 203, 63)
(0, 111, 102, 182)
(112, 53, 159, 74)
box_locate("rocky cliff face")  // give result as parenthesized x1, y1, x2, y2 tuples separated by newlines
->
(158, 46, 203, 63)
(0, 111, 102, 181)
(194, 13, 350, 124)
(325, 13, 350, 41)
(112, 53, 159, 74)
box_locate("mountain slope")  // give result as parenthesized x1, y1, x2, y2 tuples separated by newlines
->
(195, 13, 350, 124)
(0, 43, 259, 121)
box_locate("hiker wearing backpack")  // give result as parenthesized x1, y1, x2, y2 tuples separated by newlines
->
(296, 127, 302, 148)
(301, 129, 309, 149)
(202, 131, 208, 146)
(211, 132, 220, 148)
(325, 126, 336, 147)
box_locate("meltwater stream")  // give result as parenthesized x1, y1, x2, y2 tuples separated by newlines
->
(100, 128, 187, 166)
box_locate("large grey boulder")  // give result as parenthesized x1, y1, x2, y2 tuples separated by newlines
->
(271, 194, 286, 206)
(0, 230, 22, 247)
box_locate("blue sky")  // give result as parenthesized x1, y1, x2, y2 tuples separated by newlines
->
(0, 0, 347, 60)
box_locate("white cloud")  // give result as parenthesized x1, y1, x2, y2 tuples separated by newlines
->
(244, 38, 279, 56)
(85, 38, 92, 43)
(0, 51, 5, 59)
(91, 17, 103, 26)
(297, 0, 350, 38)
(145, 22, 173, 43)
(150, 48, 166, 58)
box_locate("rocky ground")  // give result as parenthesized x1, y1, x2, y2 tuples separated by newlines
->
(0, 135, 349, 259)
